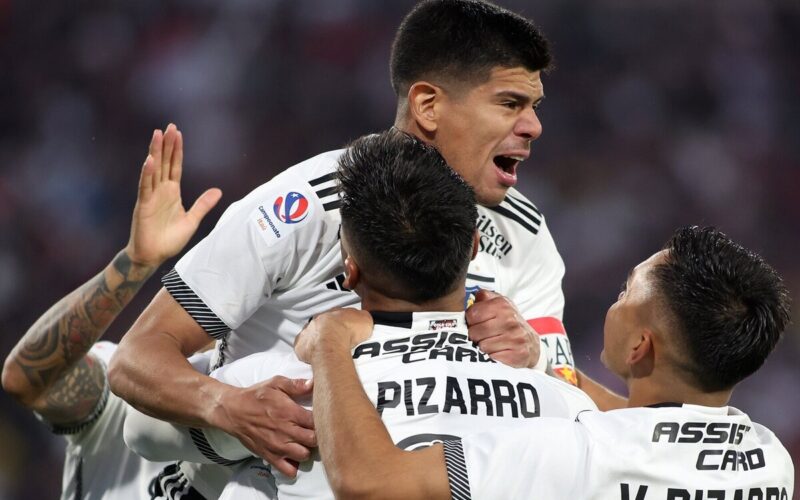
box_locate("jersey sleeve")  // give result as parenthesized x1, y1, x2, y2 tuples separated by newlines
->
(164, 168, 335, 339)
(513, 217, 566, 322)
(512, 217, 577, 381)
(443, 419, 587, 499)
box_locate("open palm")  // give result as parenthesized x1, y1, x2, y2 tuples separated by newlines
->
(125, 124, 222, 268)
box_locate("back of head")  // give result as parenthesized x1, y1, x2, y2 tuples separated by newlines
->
(390, 0, 552, 96)
(337, 129, 477, 304)
(652, 226, 791, 392)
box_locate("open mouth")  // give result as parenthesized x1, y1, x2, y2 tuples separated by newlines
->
(493, 155, 524, 185)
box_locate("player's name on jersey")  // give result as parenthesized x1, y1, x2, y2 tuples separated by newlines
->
(653, 421, 767, 472)
(620, 483, 789, 500)
(375, 376, 540, 419)
(353, 330, 494, 364)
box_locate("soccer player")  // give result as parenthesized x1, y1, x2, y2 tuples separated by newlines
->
(109, 0, 599, 479)
(1, 127, 223, 499)
(122, 130, 596, 499)
(298, 226, 794, 499)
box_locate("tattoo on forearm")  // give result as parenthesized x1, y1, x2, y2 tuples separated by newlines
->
(14, 251, 153, 403)
(42, 355, 108, 425)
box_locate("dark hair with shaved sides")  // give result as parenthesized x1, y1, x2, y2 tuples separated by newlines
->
(652, 226, 791, 392)
(390, 0, 553, 96)
(337, 129, 477, 303)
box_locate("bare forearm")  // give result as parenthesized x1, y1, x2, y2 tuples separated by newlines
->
(2, 250, 154, 407)
(109, 331, 226, 428)
(577, 369, 628, 410)
(312, 342, 448, 500)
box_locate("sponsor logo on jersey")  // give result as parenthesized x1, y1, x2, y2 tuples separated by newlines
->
(477, 213, 512, 259)
(273, 191, 310, 224)
(256, 205, 281, 238)
(429, 319, 458, 330)
(252, 186, 314, 247)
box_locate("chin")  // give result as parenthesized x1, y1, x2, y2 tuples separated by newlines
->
(475, 189, 508, 207)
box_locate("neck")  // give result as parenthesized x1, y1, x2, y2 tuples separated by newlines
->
(625, 371, 733, 409)
(358, 286, 465, 314)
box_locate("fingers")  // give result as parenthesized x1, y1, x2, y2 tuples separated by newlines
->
(474, 289, 501, 302)
(268, 455, 301, 478)
(137, 154, 156, 201)
(270, 376, 314, 398)
(170, 130, 183, 182)
(150, 129, 163, 180)
(187, 188, 223, 225)
(161, 124, 178, 181)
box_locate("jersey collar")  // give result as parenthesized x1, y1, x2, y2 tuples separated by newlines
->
(369, 310, 467, 331)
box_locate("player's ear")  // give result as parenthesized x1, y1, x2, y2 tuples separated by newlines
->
(407, 81, 443, 133)
(342, 256, 360, 291)
(471, 230, 480, 260)
(627, 330, 655, 378)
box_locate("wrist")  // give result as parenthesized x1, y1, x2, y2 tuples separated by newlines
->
(121, 246, 161, 276)
(203, 379, 236, 431)
(310, 333, 352, 364)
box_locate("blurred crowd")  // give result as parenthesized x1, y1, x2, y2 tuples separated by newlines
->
(1, 0, 798, 498)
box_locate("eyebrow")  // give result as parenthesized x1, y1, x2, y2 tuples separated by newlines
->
(495, 91, 545, 107)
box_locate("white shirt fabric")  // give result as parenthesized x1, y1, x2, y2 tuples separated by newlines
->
(52, 341, 168, 500)
(164, 148, 572, 375)
(443, 404, 795, 500)
(202, 311, 596, 500)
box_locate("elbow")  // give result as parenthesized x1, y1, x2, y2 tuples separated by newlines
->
(328, 468, 386, 500)
(1, 355, 35, 407)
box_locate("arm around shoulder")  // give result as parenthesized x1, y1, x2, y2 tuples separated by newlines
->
(108, 287, 229, 427)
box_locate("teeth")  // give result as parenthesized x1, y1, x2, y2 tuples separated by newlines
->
(508, 156, 525, 161)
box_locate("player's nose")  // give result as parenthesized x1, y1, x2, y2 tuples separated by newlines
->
(514, 108, 542, 142)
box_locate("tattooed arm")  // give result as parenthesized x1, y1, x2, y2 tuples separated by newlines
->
(1, 124, 221, 427)
(1, 252, 155, 425)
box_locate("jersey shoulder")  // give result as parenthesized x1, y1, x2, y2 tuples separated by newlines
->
(479, 187, 546, 238)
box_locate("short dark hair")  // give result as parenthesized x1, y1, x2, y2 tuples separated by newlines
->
(652, 226, 791, 392)
(337, 129, 477, 303)
(390, 0, 552, 96)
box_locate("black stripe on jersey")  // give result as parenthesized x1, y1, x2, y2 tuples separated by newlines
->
(323, 199, 342, 211)
(309, 172, 337, 186)
(209, 334, 229, 372)
(189, 428, 247, 467)
(162, 269, 231, 339)
(315, 185, 339, 198)
(487, 205, 539, 235)
(466, 273, 495, 284)
(443, 439, 471, 500)
(149, 462, 207, 500)
(73, 457, 83, 500)
(506, 192, 542, 217)
(503, 196, 542, 227)
(52, 380, 110, 435)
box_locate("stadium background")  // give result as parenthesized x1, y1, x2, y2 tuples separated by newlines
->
(1, 0, 798, 497)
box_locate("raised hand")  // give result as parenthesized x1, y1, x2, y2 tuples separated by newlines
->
(125, 124, 222, 268)
(466, 289, 541, 368)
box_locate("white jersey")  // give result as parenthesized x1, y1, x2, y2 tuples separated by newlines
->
(50, 342, 167, 500)
(443, 404, 795, 500)
(199, 311, 595, 500)
(164, 148, 573, 377)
